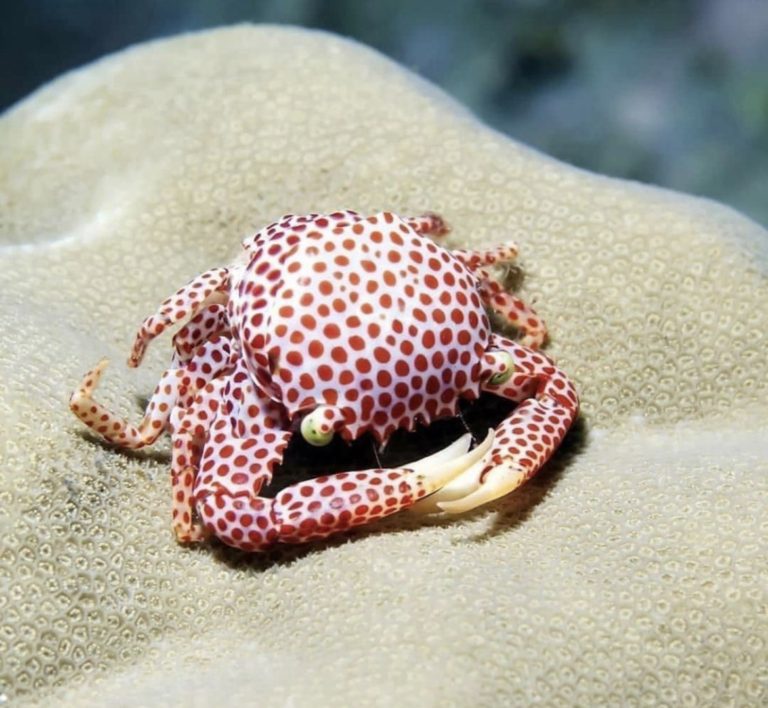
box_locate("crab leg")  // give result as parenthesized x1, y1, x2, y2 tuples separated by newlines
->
(128, 266, 230, 368)
(188, 361, 494, 551)
(451, 244, 520, 269)
(403, 212, 451, 238)
(414, 333, 578, 514)
(480, 280, 547, 349)
(170, 377, 228, 542)
(451, 244, 547, 349)
(70, 335, 236, 449)
(195, 429, 493, 551)
(170, 303, 231, 365)
(171, 428, 206, 542)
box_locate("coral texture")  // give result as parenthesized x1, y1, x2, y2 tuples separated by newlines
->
(0, 25, 766, 706)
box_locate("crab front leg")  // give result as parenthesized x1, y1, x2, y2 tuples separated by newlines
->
(190, 362, 494, 551)
(414, 333, 578, 514)
(128, 266, 230, 368)
(196, 430, 494, 551)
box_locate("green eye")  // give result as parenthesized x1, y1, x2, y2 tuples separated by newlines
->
(301, 412, 334, 447)
(489, 370, 511, 385)
(487, 352, 514, 385)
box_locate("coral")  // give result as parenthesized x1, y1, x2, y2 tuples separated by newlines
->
(0, 25, 766, 706)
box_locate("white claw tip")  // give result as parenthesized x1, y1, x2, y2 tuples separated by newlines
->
(436, 465, 526, 515)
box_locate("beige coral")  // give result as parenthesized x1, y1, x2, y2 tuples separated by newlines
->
(1, 25, 766, 706)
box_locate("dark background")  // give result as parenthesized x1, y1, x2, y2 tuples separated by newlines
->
(2, 0, 767, 226)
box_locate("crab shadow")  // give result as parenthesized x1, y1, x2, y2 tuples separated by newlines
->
(208, 394, 588, 570)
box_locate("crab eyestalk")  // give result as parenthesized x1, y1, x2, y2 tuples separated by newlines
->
(300, 405, 343, 446)
(484, 350, 515, 386)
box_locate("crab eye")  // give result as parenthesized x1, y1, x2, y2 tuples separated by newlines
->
(300, 409, 335, 447)
(487, 351, 514, 386)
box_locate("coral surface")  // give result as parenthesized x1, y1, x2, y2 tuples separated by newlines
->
(0, 25, 766, 706)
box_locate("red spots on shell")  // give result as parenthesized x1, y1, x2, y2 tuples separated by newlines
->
(377, 370, 392, 387)
(395, 360, 410, 377)
(331, 347, 348, 364)
(414, 354, 429, 372)
(308, 340, 325, 358)
(286, 350, 303, 366)
(424, 274, 439, 289)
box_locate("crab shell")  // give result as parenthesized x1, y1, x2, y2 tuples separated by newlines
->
(228, 212, 491, 443)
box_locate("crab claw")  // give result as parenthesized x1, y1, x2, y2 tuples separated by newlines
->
(406, 429, 494, 496)
(194, 416, 496, 551)
(412, 333, 579, 516)
(436, 464, 526, 514)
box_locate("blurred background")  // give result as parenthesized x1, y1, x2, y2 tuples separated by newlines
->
(2, 0, 767, 226)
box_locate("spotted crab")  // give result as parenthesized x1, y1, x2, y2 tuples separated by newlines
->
(70, 211, 578, 551)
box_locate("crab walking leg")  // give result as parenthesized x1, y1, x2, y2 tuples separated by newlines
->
(479, 279, 547, 349)
(451, 243, 520, 270)
(170, 377, 228, 542)
(70, 336, 236, 449)
(402, 212, 451, 238)
(171, 431, 206, 542)
(194, 406, 494, 551)
(128, 266, 230, 368)
(171, 303, 231, 365)
(185, 360, 289, 548)
(174, 360, 286, 543)
(431, 334, 578, 514)
(452, 244, 547, 349)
